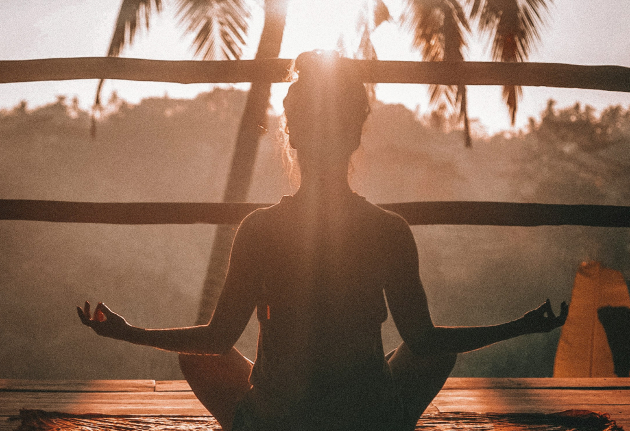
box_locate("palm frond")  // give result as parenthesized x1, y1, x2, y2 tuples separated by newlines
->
(93, 0, 162, 136)
(107, 0, 163, 57)
(469, 0, 552, 124)
(404, 0, 471, 145)
(176, 0, 251, 60)
(353, 0, 392, 102)
(374, 0, 392, 28)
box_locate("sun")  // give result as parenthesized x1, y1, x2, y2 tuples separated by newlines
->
(280, 0, 368, 57)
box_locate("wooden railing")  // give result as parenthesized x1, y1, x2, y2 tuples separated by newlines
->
(1, 58, 629, 92)
(1, 200, 628, 227)
(2, 57, 629, 227)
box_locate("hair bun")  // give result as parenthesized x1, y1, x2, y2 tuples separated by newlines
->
(294, 50, 342, 80)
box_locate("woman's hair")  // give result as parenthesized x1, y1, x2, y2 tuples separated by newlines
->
(281, 51, 370, 183)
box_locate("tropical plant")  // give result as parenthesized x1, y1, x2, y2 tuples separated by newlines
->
(400, 0, 552, 146)
(403, 0, 472, 146)
(469, 0, 553, 125)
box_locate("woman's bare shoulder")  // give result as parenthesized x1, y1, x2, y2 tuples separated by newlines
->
(237, 198, 287, 233)
(360, 198, 412, 232)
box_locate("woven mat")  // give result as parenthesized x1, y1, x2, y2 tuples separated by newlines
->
(12, 409, 623, 431)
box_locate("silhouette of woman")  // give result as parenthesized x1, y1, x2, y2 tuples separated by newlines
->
(78, 50, 568, 431)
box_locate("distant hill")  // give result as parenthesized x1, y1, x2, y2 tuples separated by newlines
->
(1, 90, 628, 379)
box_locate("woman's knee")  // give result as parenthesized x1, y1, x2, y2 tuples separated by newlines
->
(178, 349, 253, 391)
(178, 350, 253, 431)
(389, 342, 457, 377)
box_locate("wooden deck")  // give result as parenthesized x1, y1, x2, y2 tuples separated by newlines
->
(2, 378, 630, 430)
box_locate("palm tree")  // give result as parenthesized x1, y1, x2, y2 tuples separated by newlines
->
(94, 0, 287, 324)
(403, 0, 472, 146)
(195, 0, 288, 324)
(400, 0, 551, 145)
(469, 0, 552, 125)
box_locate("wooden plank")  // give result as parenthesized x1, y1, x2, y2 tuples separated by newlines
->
(442, 377, 630, 390)
(0, 379, 155, 393)
(155, 380, 191, 392)
(0, 418, 16, 431)
(2, 200, 629, 227)
(0, 391, 209, 416)
(0, 58, 629, 93)
(154, 377, 630, 391)
(3, 379, 630, 430)
(436, 388, 630, 404)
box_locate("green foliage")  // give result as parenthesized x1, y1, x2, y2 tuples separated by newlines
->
(534, 100, 630, 153)
(517, 100, 630, 206)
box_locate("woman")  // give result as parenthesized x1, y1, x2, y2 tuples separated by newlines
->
(78, 50, 568, 431)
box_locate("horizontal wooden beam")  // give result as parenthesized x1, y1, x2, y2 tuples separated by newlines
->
(1, 199, 628, 227)
(1, 58, 629, 92)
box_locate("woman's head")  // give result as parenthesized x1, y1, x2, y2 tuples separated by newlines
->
(282, 51, 370, 174)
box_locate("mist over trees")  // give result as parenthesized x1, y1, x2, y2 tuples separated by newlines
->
(1, 89, 628, 379)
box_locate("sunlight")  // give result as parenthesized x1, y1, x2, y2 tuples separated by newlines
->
(281, 0, 367, 57)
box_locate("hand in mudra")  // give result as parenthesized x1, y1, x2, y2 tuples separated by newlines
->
(521, 299, 568, 333)
(77, 301, 130, 340)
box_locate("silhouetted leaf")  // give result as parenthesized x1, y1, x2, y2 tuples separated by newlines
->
(176, 0, 251, 60)
(374, 0, 392, 28)
(403, 0, 470, 145)
(108, 0, 163, 57)
(469, 0, 552, 124)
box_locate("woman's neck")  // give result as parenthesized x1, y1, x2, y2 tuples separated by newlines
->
(295, 167, 353, 203)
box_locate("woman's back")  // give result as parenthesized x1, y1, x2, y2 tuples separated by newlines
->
(238, 192, 407, 430)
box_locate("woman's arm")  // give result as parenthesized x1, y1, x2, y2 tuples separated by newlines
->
(383, 215, 568, 356)
(77, 211, 264, 355)
(77, 301, 236, 354)
(415, 299, 567, 355)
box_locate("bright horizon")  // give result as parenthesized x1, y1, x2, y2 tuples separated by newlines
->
(1, 0, 630, 135)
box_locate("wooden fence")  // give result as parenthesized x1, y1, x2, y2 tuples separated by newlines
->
(0, 200, 629, 227)
(2, 57, 629, 227)
(1, 58, 629, 91)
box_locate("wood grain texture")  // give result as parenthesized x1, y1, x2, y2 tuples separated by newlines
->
(1, 59, 629, 93)
(2, 378, 630, 430)
(0, 379, 156, 392)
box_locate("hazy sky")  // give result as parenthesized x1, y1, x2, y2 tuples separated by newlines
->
(1, 0, 629, 134)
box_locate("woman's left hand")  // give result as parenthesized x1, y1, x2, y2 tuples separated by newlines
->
(77, 301, 131, 341)
(521, 299, 569, 333)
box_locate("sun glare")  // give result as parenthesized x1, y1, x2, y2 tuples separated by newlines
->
(281, 0, 367, 57)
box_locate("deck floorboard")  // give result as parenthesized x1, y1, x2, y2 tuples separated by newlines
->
(2, 378, 629, 430)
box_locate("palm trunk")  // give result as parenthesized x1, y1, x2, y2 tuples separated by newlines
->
(461, 85, 472, 148)
(195, 0, 288, 325)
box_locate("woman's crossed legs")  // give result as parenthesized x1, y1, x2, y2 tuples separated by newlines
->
(179, 344, 456, 431)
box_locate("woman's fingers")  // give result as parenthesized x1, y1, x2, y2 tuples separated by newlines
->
(95, 302, 108, 322)
(546, 300, 568, 330)
(77, 305, 91, 326)
(557, 301, 569, 325)
(526, 300, 568, 332)
(544, 299, 556, 320)
(77, 300, 109, 326)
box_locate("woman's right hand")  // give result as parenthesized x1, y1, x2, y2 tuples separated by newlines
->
(520, 299, 568, 334)
(77, 301, 131, 341)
